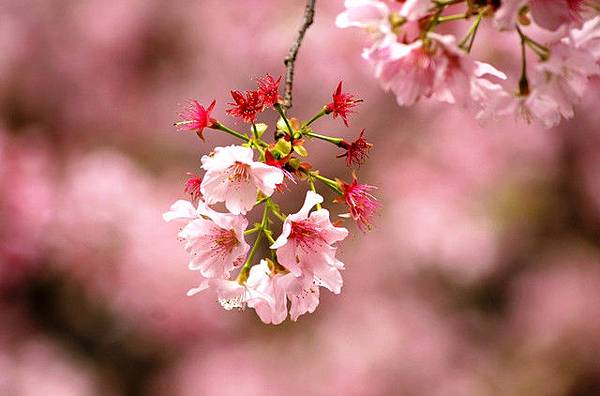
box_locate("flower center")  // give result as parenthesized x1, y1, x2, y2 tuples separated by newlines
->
(227, 161, 251, 183)
(289, 220, 322, 245)
(213, 228, 239, 253)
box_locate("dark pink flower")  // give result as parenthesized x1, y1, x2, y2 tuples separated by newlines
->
(226, 90, 264, 123)
(326, 81, 361, 127)
(184, 173, 203, 202)
(174, 100, 216, 141)
(337, 129, 373, 167)
(256, 74, 282, 107)
(336, 175, 378, 231)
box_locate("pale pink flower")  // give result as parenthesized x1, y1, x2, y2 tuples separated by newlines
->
(535, 39, 600, 118)
(570, 16, 600, 59)
(399, 0, 432, 21)
(363, 36, 440, 105)
(428, 33, 507, 107)
(278, 272, 321, 321)
(496, 0, 592, 30)
(245, 260, 288, 324)
(507, 90, 562, 128)
(335, 0, 390, 33)
(186, 276, 273, 312)
(163, 199, 250, 279)
(270, 191, 348, 294)
(200, 145, 284, 215)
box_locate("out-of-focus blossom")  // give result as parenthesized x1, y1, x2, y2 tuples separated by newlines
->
(271, 191, 348, 294)
(570, 15, 600, 58)
(325, 81, 362, 127)
(335, 0, 391, 32)
(200, 145, 283, 215)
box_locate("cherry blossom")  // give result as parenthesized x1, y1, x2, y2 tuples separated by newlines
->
(325, 81, 361, 127)
(256, 74, 281, 107)
(338, 129, 373, 167)
(271, 191, 348, 294)
(200, 145, 284, 215)
(174, 100, 216, 141)
(335, 174, 378, 231)
(226, 90, 264, 123)
(163, 199, 250, 279)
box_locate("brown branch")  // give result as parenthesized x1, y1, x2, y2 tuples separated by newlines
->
(282, 0, 316, 110)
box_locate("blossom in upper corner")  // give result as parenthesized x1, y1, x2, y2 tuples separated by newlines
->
(271, 191, 348, 294)
(427, 33, 507, 108)
(256, 74, 282, 108)
(535, 39, 600, 119)
(335, 0, 391, 32)
(363, 37, 440, 106)
(244, 259, 288, 324)
(163, 200, 250, 279)
(325, 81, 362, 127)
(495, 0, 592, 31)
(335, 174, 378, 231)
(200, 145, 284, 215)
(226, 90, 264, 123)
(184, 173, 203, 202)
(174, 100, 216, 140)
(338, 129, 373, 168)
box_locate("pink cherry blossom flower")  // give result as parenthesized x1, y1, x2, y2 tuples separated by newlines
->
(335, 0, 391, 32)
(326, 81, 362, 127)
(427, 33, 507, 108)
(270, 191, 348, 294)
(186, 276, 273, 312)
(496, 0, 588, 30)
(363, 36, 440, 106)
(163, 199, 250, 279)
(200, 145, 284, 215)
(256, 74, 281, 108)
(335, 174, 378, 231)
(279, 272, 321, 321)
(244, 260, 288, 324)
(183, 173, 203, 202)
(570, 16, 600, 59)
(174, 100, 216, 141)
(535, 39, 600, 118)
(399, 0, 432, 21)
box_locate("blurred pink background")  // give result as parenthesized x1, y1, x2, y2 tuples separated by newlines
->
(1, 1, 600, 395)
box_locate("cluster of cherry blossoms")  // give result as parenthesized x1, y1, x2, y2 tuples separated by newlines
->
(164, 75, 377, 324)
(337, 0, 600, 128)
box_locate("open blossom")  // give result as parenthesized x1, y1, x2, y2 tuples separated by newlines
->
(200, 145, 284, 215)
(495, 0, 591, 30)
(535, 39, 600, 118)
(226, 90, 264, 123)
(244, 260, 288, 324)
(335, 0, 391, 32)
(338, 129, 373, 167)
(174, 100, 216, 140)
(335, 175, 378, 231)
(256, 74, 281, 107)
(427, 33, 507, 108)
(326, 81, 362, 127)
(187, 276, 274, 312)
(163, 200, 250, 279)
(363, 36, 440, 106)
(271, 191, 348, 294)
(399, 0, 432, 21)
(570, 16, 600, 59)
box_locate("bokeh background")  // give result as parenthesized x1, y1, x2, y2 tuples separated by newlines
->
(1, 1, 600, 395)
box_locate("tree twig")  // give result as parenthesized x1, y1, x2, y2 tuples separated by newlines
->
(282, 0, 316, 110)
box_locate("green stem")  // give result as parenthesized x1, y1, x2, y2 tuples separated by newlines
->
(274, 103, 294, 137)
(459, 10, 484, 52)
(305, 107, 328, 126)
(305, 131, 342, 146)
(238, 203, 270, 282)
(437, 13, 468, 23)
(433, 0, 465, 6)
(212, 122, 250, 142)
(516, 25, 530, 96)
(311, 172, 343, 194)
